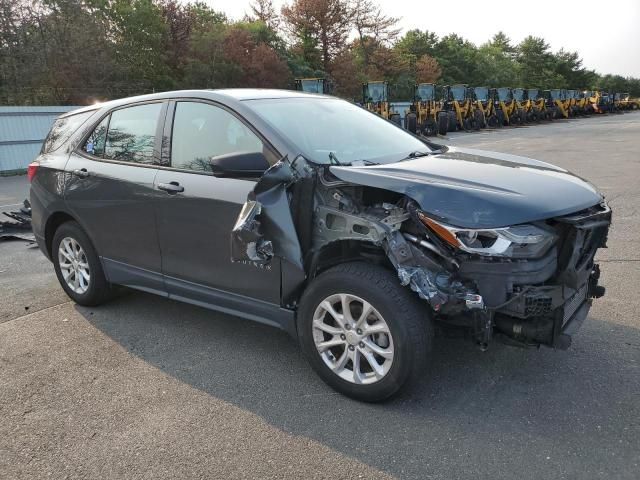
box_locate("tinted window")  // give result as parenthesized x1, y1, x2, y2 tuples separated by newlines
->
(104, 103, 163, 164)
(83, 116, 109, 157)
(42, 110, 95, 153)
(171, 102, 268, 173)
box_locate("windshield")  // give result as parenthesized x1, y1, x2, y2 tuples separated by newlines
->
(416, 84, 435, 100)
(245, 97, 431, 165)
(513, 89, 524, 101)
(527, 89, 539, 100)
(497, 88, 511, 101)
(550, 89, 562, 100)
(451, 85, 466, 101)
(364, 83, 386, 102)
(474, 87, 488, 101)
(300, 80, 323, 94)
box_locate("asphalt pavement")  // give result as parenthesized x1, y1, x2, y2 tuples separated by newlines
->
(0, 113, 638, 479)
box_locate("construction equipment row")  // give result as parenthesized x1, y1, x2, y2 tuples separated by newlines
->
(295, 78, 640, 136)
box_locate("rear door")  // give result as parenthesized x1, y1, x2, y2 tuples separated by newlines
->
(153, 100, 281, 303)
(64, 101, 167, 293)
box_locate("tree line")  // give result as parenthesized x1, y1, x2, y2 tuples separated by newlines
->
(1, 0, 639, 105)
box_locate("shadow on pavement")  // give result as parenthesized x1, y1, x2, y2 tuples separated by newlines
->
(81, 291, 639, 479)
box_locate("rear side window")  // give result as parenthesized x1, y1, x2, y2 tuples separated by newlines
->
(42, 110, 95, 153)
(103, 103, 163, 164)
(83, 116, 109, 157)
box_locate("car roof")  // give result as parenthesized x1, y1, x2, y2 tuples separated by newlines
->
(59, 89, 329, 118)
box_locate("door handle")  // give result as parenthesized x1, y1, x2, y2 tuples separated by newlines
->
(157, 181, 184, 194)
(73, 168, 89, 179)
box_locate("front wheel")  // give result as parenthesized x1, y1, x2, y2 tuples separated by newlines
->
(298, 262, 432, 402)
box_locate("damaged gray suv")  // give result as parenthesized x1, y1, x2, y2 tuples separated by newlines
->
(30, 89, 611, 401)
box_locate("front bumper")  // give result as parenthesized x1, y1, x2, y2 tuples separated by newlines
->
(493, 266, 602, 349)
(457, 203, 611, 348)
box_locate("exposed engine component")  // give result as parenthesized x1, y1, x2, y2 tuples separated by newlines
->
(230, 155, 611, 352)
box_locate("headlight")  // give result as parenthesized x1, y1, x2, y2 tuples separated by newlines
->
(417, 212, 556, 258)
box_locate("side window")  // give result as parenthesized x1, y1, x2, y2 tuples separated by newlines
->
(83, 116, 109, 157)
(42, 110, 95, 153)
(104, 103, 163, 164)
(171, 102, 273, 173)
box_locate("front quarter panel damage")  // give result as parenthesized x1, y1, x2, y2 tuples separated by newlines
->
(230, 157, 476, 315)
(230, 157, 610, 351)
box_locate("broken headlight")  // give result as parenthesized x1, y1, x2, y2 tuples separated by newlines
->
(417, 212, 556, 258)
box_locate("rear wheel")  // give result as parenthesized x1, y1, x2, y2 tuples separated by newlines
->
(298, 262, 432, 402)
(52, 221, 113, 306)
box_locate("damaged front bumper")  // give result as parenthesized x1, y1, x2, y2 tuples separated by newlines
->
(230, 155, 610, 350)
(445, 203, 611, 349)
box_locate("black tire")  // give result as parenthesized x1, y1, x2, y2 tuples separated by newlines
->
(298, 262, 432, 402)
(530, 110, 539, 123)
(496, 109, 505, 127)
(474, 109, 484, 129)
(424, 118, 436, 136)
(487, 113, 498, 128)
(437, 112, 448, 135)
(447, 111, 457, 132)
(52, 221, 113, 306)
(390, 113, 401, 126)
(406, 113, 417, 133)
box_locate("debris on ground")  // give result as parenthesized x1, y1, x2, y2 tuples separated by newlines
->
(0, 199, 35, 242)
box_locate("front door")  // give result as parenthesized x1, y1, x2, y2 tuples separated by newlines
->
(64, 101, 167, 293)
(154, 100, 281, 304)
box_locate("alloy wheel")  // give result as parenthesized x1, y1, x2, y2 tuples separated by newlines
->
(58, 237, 90, 294)
(312, 293, 394, 384)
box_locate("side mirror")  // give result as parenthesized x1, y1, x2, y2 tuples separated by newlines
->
(210, 152, 270, 179)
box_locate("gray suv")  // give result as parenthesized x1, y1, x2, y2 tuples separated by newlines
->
(30, 89, 611, 401)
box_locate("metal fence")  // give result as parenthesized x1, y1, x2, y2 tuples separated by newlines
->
(0, 106, 79, 175)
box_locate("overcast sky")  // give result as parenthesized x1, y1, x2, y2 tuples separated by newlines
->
(192, 0, 640, 77)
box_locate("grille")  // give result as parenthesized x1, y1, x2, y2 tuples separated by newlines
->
(524, 296, 553, 316)
(563, 283, 588, 325)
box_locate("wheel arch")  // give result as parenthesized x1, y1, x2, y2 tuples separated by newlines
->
(306, 239, 394, 283)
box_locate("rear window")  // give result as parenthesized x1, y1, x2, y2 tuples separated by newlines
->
(42, 110, 95, 153)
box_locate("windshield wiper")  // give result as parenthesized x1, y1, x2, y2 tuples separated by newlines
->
(328, 151, 342, 166)
(349, 159, 379, 166)
(400, 150, 431, 161)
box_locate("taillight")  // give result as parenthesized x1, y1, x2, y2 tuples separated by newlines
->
(27, 162, 39, 182)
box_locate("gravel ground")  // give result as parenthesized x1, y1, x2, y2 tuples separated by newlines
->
(0, 113, 638, 479)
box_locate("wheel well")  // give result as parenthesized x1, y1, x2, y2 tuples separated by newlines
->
(308, 240, 392, 280)
(44, 212, 76, 258)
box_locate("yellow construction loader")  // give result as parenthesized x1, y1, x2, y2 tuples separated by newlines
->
(439, 84, 482, 132)
(494, 87, 524, 126)
(405, 83, 442, 136)
(544, 89, 570, 119)
(472, 86, 501, 127)
(362, 81, 401, 125)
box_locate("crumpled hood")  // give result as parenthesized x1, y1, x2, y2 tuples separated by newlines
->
(329, 146, 603, 228)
